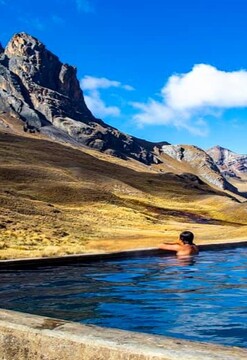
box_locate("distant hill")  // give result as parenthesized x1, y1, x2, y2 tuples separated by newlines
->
(161, 144, 239, 194)
(207, 145, 247, 178)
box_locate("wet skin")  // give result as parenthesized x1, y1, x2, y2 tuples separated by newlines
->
(159, 241, 199, 256)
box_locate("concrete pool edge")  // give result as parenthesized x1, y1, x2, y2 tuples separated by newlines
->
(0, 308, 247, 360)
(0, 240, 247, 268)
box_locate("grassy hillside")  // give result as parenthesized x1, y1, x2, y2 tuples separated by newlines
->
(1, 122, 247, 259)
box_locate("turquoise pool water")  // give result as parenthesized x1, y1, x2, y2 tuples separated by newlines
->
(0, 247, 246, 347)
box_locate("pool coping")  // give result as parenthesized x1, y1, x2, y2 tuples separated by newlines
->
(0, 308, 246, 360)
(0, 240, 247, 268)
(0, 241, 247, 359)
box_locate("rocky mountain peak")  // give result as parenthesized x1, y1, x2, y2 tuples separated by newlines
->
(5, 32, 43, 57)
(0, 32, 166, 165)
(207, 145, 247, 177)
(4, 32, 86, 107)
(208, 145, 234, 156)
(211, 145, 225, 151)
(162, 144, 238, 193)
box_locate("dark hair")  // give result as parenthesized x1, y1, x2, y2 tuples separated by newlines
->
(180, 231, 194, 245)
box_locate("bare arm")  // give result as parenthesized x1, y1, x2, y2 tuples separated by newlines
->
(159, 243, 180, 252)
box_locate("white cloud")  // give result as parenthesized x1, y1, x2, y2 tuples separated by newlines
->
(132, 64, 247, 136)
(164, 64, 247, 109)
(81, 75, 134, 91)
(123, 84, 135, 91)
(81, 75, 134, 118)
(132, 99, 209, 136)
(84, 90, 120, 117)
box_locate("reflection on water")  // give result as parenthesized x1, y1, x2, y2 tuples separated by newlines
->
(0, 248, 246, 348)
(174, 255, 197, 266)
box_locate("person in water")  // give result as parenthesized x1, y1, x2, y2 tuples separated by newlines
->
(159, 231, 199, 256)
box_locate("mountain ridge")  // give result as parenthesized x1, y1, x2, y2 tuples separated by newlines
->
(0, 32, 246, 199)
(161, 144, 240, 194)
(1, 126, 247, 259)
(0, 32, 168, 165)
(207, 145, 247, 178)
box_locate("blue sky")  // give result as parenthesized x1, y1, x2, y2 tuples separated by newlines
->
(1, 0, 247, 153)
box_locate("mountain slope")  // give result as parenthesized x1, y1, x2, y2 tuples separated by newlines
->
(0, 32, 167, 165)
(0, 125, 247, 259)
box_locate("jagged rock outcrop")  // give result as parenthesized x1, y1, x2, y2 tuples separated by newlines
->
(1, 33, 93, 126)
(0, 32, 167, 164)
(162, 144, 239, 193)
(207, 146, 247, 178)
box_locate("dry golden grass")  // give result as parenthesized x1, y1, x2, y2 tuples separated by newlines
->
(1, 119, 247, 259)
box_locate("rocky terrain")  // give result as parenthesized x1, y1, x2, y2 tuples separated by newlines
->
(1, 32, 247, 259)
(0, 32, 167, 165)
(1, 32, 244, 198)
(161, 144, 238, 193)
(207, 145, 247, 178)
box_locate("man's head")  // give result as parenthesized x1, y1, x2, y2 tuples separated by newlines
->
(180, 231, 194, 245)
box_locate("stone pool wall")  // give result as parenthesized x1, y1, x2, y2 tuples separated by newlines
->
(0, 309, 247, 360)
(1, 241, 247, 269)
